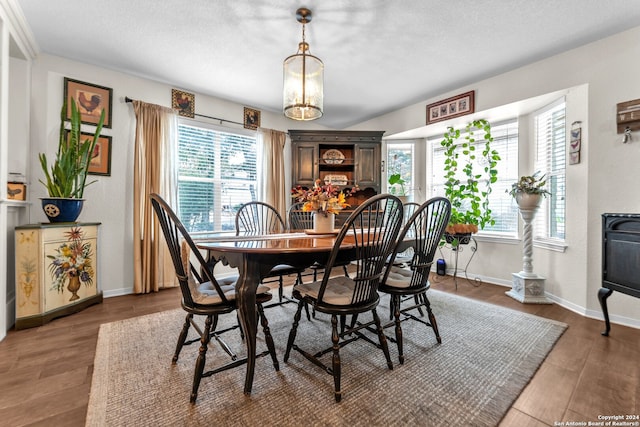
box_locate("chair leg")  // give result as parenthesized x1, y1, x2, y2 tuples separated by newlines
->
(191, 314, 213, 404)
(415, 295, 424, 317)
(257, 303, 280, 371)
(392, 295, 405, 364)
(372, 308, 394, 371)
(278, 275, 284, 302)
(339, 314, 347, 334)
(388, 295, 396, 320)
(349, 313, 359, 331)
(331, 314, 342, 402)
(421, 293, 441, 344)
(173, 313, 193, 364)
(342, 265, 350, 278)
(284, 300, 305, 362)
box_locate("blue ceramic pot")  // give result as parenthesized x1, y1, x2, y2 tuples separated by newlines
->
(41, 198, 85, 223)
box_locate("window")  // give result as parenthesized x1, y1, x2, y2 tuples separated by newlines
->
(534, 99, 566, 241)
(177, 122, 257, 233)
(386, 143, 414, 196)
(429, 119, 519, 236)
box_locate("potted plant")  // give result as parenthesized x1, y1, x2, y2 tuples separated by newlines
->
(39, 98, 105, 222)
(441, 119, 500, 245)
(507, 171, 551, 210)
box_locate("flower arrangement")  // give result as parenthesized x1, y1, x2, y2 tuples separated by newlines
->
(47, 227, 95, 293)
(506, 171, 552, 198)
(291, 179, 358, 216)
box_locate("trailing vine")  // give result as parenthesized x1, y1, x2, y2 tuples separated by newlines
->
(441, 118, 500, 232)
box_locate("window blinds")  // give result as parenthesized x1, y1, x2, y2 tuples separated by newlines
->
(177, 124, 257, 233)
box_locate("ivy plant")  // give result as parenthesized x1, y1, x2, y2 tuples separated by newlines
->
(441, 118, 500, 233)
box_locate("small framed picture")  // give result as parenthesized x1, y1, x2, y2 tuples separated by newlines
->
(64, 78, 113, 128)
(172, 89, 195, 118)
(7, 182, 26, 200)
(244, 107, 260, 130)
(569, 151, 580, 165)
(570, 128, 581, 153)
(65, 130, 112, 176)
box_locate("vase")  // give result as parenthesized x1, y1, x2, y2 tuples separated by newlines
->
(515, 193, 542, 210)
(67, 275, 81, 301)
(313, 212, 335, 233)
(41, 198, 84, 223)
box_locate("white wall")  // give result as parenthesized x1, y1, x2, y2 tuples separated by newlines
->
(350, 26, 640, 328)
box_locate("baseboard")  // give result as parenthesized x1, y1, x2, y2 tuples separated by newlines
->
(438, 269, 640, 331)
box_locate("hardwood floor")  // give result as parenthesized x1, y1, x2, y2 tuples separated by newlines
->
(0, 275, 637, 426)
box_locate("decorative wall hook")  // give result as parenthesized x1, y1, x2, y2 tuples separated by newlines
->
(622, 126, 633, 144)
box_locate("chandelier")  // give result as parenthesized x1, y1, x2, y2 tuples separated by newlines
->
(283, 7, 324, 121)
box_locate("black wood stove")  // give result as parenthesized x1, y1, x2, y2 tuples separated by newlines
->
(599, 213, 640, 336)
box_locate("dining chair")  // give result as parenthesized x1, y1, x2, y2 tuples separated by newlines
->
(393, 201, 421, 265)
(403, 202, 421, 225)
(284, 194, 404, 402)
(150, 194, 279, 403)
(378, 196, 451, 364)
(389, 201, 422, 319)
(287, 201, 351, 282)
(236, 201, 304, 304)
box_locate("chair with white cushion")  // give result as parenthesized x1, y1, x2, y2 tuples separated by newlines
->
(150, 193, 279, 404)
(379, 196, 451, 364)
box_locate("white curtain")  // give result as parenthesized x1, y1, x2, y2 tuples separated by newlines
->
(256, 128, 287, 217)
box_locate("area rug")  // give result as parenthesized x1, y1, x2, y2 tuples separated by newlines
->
(86, 290, 567, 427)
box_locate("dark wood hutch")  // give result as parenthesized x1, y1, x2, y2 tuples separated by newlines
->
(289, 130, 384, 224)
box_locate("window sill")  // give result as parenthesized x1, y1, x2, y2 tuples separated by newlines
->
(472, 234, 567, 253)
(474, 234, 520, 245)
(533, 238, 567, 253)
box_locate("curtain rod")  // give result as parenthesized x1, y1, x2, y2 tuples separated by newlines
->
(124, 96, 245, 127)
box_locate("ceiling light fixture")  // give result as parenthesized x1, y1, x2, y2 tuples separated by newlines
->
(283, 7, 324, 121)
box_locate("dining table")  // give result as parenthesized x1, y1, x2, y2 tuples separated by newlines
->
(195, 231, 357, 394)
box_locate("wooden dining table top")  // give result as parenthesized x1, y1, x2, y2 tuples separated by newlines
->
(195, 231, 357, 254)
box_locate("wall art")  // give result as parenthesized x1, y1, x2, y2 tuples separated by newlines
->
(64, 78, 113, 128)
(426, 90, 475, 125)
(244, 107, 260, 130)
(172, 89, 195, 118)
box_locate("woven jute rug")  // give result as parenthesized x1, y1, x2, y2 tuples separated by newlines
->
(86, 290, 566, 427)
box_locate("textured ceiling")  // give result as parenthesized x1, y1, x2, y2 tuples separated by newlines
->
(15, 0, 640, 129)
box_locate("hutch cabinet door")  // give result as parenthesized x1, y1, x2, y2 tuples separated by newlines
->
(292, 142, 318, 187)
(355, 143, 381, 191)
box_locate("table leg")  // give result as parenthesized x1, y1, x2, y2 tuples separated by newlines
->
(236, 257, 260, 394)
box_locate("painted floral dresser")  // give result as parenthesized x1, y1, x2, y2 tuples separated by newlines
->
(14, 222, 102, 329)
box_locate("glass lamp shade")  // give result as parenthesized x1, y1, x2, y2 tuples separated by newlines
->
(283, 52, 324, 120)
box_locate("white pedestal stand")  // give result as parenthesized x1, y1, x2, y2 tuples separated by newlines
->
(506, 204, 552, 304)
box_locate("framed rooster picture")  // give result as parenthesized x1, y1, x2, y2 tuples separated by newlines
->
(64, 78, 113, 128)
(172, 89, 195, 118)
(65, 130, 112, 176)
